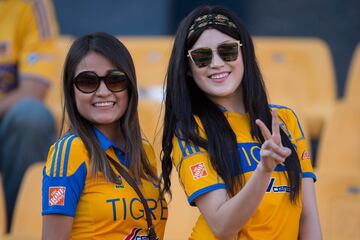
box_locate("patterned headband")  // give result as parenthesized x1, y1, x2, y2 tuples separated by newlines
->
(187, 14, 237, 39)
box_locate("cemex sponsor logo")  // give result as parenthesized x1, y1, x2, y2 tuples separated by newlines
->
(266, 178, 291, 193)
(190, 162, 208, 180)
(49, 186, 66, 206)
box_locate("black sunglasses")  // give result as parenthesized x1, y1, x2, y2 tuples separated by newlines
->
(187, 40, 242, 68)
(73, 70, 128, 94)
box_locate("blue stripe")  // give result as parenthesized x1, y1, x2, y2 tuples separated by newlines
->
(176, 129, 187, 157)
(62, 135, 76, 177)
(50, 140, 59, 177)
(186, 143, 193, 154)
(193, 143, 200, 152)
(55, 135, 72, 177)
(188, 183, 226, 206)
(33, 0, 51, 39)
(302, 172, 317, 182)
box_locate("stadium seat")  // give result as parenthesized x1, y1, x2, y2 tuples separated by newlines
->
(344, 43, 360, 105)
(138, 99, 164, 159)
(164, 171, 200, 240)
(316, 171, 360, 240)
(45, 35, 74, 130)
(119, 37, 173, 101)
(7, 162, 44, 238)
(316, 102, 360, 172)
(254, 37, 337, 139)
(0, 174, 6, 236)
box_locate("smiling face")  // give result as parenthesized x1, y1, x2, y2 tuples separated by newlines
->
(74, 51, 129, 132)
(189, 29, 245, 110)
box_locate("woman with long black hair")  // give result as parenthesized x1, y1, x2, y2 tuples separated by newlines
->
(161, 5, 321, 239)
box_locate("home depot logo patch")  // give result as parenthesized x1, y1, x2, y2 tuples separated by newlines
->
(49, 186, 66, 206)
(301, 150, 311, 160)
(190, 162, 208, 180)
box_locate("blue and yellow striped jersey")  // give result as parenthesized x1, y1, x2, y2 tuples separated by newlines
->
(0, 0, 58, 99)
(42, 129, 168, 239)
(172, 105, 315, 240)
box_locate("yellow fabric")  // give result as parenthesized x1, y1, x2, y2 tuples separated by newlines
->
(43, 135, 167, 239)
(172, 105, 315, 240)
(0, 0, 58, 99)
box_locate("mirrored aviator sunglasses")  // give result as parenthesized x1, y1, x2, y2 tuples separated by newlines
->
(188, 40, 242, 68)
(73, 70, 128, 94)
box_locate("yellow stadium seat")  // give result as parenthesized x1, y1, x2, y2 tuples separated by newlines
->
(344, 43, 360, 105)
(316, 171, 360, 240)
(119, 37, 173, 100)
(164, 171, 200, 240)
(45, 35, 74, 130)
(138, 99, 200, 239)
(316, 102, 360, 172)
(254, 37, 337, 139)
(0, 174, 6, 236)
(8, 162, 44, 238)
(138, 99, 164, 159)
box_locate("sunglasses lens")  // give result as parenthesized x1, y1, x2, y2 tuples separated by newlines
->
(218, 42, 239, 62)
(74, 72, 99, 93)
(105, 71, 128, 92)
(190, 48, 212, 67)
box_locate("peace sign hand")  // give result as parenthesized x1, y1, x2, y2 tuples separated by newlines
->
(255, 110, 292, 173)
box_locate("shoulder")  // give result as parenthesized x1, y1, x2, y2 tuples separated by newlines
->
(142, 140, 157, 168)
(45, 134, 89, 177)
(269, 104, 305, 141)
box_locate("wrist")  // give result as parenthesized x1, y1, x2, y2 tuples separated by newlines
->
(256, 161, 273, 174)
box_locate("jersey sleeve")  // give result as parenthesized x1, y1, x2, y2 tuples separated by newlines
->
(275, 106, 316, 182)
(42, 134, 88, 217)
(17, 0, 58, 85)
(172, 129, 226, 206)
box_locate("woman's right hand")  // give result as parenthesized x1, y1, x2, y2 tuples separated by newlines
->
(255, 110, 291, 173)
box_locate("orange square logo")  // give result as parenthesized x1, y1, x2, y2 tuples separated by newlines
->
(190, 162, 208, 180)
(301, 150, 311, 160)
(49, 186, 66, 206)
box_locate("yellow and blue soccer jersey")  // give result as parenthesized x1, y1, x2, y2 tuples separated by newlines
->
(0, 0, 58, 99)
(42, 129, 168, 239)
(172, 105, 315, 240)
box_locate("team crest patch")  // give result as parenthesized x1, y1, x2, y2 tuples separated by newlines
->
(49, 186, 66, 206)
(190, 162, 208, 180)
(115, 175, 124, 189)
(301, 150, 311, 160)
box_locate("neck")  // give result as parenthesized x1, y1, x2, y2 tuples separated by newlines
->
(96, 123, 124, 147)
(209, 87, 245, 114)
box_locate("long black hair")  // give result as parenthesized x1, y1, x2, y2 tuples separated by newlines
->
(62, 32, 158, 184)
(161, 6, 301, 202)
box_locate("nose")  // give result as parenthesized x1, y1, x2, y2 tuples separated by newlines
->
(95, 80, 111, 96)
(210, 51, 225, 68)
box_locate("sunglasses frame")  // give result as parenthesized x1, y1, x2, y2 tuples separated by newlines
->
(73, 70, 128, 94)
(187, 40, 243, 68)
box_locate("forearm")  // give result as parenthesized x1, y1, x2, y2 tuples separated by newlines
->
(0, 80, 48, 117)
(205, 164, 273, 238)
(299, 179, 322, 240)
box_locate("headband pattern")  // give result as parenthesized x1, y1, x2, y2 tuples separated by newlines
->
(187, 14, 237, 39)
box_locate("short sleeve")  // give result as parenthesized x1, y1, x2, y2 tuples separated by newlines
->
(172, 131, 226, 206)
(42, 134, 88, 217)
(17, 0, 58, 85)
(275, 106, 316, 182)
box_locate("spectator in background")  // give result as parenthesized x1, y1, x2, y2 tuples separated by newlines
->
(0, 0, 58, 231)
(161, 5, 322, 239)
